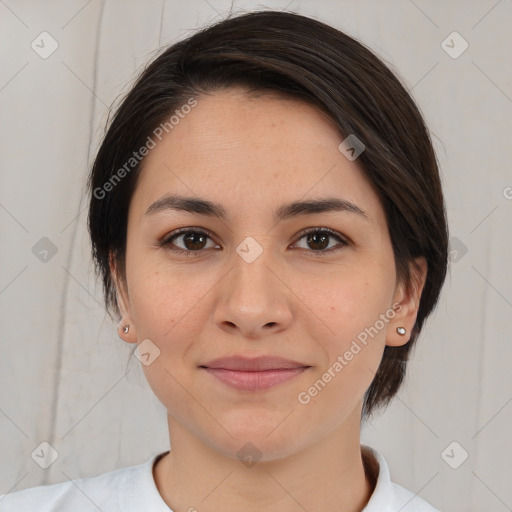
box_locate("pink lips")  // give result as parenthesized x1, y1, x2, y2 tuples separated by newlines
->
(200, 356, 310, 391)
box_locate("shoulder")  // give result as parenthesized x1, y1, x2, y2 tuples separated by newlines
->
(361, 444, 441, 512)
(387, 481, 440, 512)
(0, 452, 167, 512)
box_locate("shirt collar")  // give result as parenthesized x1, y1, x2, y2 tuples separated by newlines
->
(360, 443, 396, 511)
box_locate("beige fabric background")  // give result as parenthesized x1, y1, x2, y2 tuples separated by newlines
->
(0, 1, 511, 510)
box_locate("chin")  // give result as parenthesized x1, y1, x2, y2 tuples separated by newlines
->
(204, 422, 307, 464)
(222, 438, 302, 465)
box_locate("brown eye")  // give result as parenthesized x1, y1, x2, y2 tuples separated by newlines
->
(305, 231, 330, 250)
(293, 228, 348, 255)
(159, 228, 218, 256)
(178, 232, 208, 251)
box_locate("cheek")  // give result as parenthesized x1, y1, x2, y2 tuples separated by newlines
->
(306, 262, 395, 378)
(127, 258, 204, 340)
(296, 277, 392, 419)
(313, 266, 393, 337)
(130, 272, 174, 336)
(130, 268, 204, 406)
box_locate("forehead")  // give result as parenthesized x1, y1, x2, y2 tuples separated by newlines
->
(130, 89, 386, 229)
(173, 88, 342, 158)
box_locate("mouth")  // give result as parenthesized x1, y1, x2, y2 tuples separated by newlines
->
(199, 355, 311, 391)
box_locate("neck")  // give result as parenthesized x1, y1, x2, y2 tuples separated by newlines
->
(153, 412, 375, 512)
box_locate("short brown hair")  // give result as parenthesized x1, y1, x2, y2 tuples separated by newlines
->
(87, 10, 449, 420)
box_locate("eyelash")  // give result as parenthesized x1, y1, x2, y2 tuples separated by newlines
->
(158, 227, 349, 257)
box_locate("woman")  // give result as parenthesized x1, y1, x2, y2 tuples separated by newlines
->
(1, 9, 447, 511)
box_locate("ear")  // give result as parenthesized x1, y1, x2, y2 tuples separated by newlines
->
(386, 257, 428, 347)
(109, 252, 137, 344)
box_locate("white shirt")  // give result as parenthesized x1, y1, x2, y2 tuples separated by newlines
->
(0, 445, 439, 511)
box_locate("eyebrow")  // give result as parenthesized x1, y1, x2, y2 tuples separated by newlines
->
(144, 194, 369, 224)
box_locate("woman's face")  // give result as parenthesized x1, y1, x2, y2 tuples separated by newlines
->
(115, 88, 425, 461)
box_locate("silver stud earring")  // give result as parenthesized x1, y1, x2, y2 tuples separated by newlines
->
(396, 327, 406, 335)
(123, 325, 130, 334)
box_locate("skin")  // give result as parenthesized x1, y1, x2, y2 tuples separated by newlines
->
(112, 88, 427, 512)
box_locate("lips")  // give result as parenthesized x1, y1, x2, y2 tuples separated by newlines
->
(200, 356, 311, 391)
(200, 355, 309, 371)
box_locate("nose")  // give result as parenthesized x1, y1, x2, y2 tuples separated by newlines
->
(213, 243, 293, 339)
